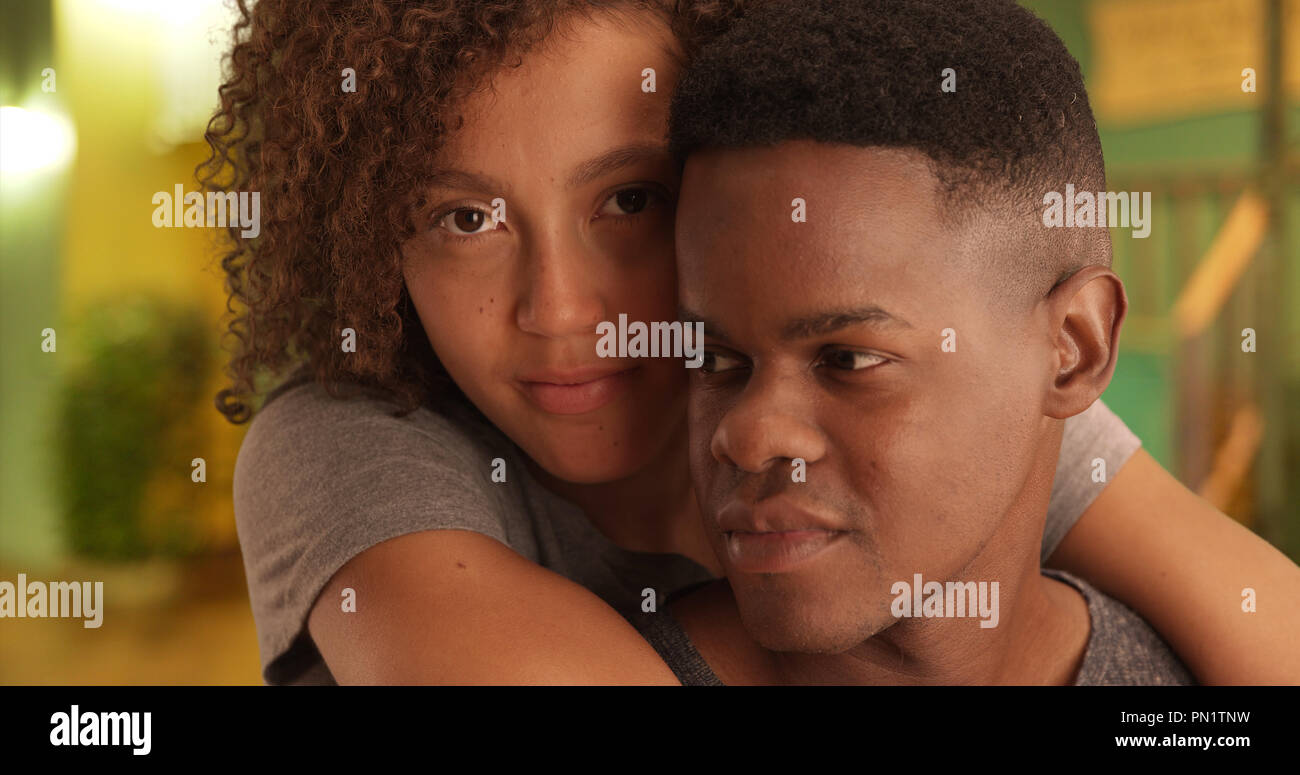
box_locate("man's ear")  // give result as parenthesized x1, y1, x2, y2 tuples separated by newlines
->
(1042, 264, 1127, 419)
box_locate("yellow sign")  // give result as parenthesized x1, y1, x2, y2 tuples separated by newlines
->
(1088, 0, 1300, 124)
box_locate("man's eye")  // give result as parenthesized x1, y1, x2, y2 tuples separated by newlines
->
(821, 349, 887, 371)
(701, 350, 746, 374)
(438, 207, 495, 235)
(598, 187, 654, 216)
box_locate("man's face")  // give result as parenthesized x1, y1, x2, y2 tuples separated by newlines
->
(677, 142, 1054, 653)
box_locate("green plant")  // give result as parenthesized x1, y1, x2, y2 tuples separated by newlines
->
(58, 296, 211, 560)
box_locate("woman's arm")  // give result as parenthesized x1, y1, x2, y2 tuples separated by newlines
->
(1047, 449, 1300, 684)
(307, 529, 681, 684)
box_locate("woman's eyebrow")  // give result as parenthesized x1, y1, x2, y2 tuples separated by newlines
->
(567, 143, 672, 189)
(425, 168, 509, 194)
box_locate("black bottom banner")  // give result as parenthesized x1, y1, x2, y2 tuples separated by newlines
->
(0, 685, 1290, 764)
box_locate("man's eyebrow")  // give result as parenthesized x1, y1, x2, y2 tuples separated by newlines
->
(567, 143, 673, 189)
(677, 306, 726, 342)
(677, 305, 911, 344)
(781, 307, 912, 339)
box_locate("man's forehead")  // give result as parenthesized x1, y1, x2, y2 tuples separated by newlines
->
(675, 142, 981, 330)
(678, 145, 951, 258)
(682, 142, 941, 200)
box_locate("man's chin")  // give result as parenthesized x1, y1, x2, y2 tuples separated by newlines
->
(733, 589, 891, 654)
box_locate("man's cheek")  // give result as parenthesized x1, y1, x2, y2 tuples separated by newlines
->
(687, 413, 722, 490)
(687, 392, 726, 443)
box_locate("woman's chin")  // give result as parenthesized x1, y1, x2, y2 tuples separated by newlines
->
(529, 445, 651, 486)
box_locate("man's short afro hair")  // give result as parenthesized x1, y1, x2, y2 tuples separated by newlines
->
(669, 0, 1107, 219)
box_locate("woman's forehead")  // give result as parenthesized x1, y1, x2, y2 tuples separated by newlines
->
(437, 16, 678, 177)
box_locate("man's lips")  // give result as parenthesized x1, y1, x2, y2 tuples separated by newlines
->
(724, 530, 846, 574)
(717, 497, 850, 534)
(517, 364, 638, 415)
(717, 497, 852, 574)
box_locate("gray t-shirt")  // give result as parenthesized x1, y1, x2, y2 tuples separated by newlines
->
(233, 381, 1140, 685)
(635, 569, 1195, 685)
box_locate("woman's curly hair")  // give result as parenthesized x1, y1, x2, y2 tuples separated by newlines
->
(200, 0, 745, 424)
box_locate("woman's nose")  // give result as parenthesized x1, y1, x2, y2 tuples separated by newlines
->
(515, 229, 608, 339)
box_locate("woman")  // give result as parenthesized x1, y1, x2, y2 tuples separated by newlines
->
(207, 0, 1300, 684)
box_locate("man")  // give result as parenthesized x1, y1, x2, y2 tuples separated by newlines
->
(638, 0, 1194, 684)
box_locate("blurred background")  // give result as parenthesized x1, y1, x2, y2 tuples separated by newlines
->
(0, 0, 1297, 684)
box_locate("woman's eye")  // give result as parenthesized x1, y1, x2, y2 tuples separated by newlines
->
(438, 207, 495, 236)
(821, 350, 887, 371)
(700, 350, 747, 374)
(598, 187, 653, 216)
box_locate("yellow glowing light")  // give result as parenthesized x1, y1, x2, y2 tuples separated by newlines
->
(85, 0, 203, 26)
(0, 106, 77, 176)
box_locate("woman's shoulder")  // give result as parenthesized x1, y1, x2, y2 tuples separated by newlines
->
(232, 378, 526, 553)
(232, 378, 540, 683)
(242, 379, 500, 464)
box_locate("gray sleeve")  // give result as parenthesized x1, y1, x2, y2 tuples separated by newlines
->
(633, 611, 726, 686)
(1079, 591, 1196, 686)
(1044, 570, 1195, 686)
(232, 382, 529, 682)
(1042, 399, 1142, 562)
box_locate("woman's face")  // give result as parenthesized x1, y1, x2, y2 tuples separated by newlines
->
(401, 12, 687, 484)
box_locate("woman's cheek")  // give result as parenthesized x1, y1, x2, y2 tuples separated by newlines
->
(604, 239, 679, 320)
(404, 260, 513, 398)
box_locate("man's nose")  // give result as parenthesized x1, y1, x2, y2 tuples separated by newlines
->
(709, 372, 827, 474)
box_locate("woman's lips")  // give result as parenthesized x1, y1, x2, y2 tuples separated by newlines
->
(723, 530, 847, 574)
(518, 366, 637, 415)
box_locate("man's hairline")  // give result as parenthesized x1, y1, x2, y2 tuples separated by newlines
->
(675, 139, 1077, 306)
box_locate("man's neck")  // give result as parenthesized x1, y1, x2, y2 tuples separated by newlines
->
(765, 561, 1089, 685)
